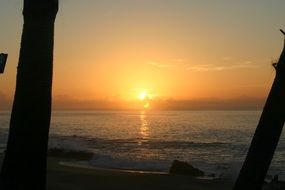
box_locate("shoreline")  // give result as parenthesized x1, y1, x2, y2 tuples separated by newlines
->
(0, 154, 234, 189)
(47, 157, 234, 190)
(58, 160, 169, 175)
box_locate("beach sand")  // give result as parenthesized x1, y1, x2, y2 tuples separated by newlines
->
(46, 158, 234, 190)
(0, 154, 234, 190)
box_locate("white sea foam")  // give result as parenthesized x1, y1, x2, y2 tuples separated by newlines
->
(89, 154, 171, 172)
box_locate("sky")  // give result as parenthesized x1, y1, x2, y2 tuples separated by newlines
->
(1, 0, 285, 110)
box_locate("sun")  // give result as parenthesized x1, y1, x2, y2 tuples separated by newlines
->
(137, 92, 150, 109)
(138, 92, 148, 101)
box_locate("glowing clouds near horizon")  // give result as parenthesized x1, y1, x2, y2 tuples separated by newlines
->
(144, 102, 150, 109)
(138, 91, 150, 109)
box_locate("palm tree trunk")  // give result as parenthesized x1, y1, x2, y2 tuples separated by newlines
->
(234, 31, 285, 190)
(0, 1, 58, 189)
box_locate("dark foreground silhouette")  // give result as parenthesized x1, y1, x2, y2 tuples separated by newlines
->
(0, 1, 58, 189)
(0, 53, 8, 74)
(234, 31, 285, 190)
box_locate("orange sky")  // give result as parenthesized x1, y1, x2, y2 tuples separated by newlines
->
(1, 1, 285, 110)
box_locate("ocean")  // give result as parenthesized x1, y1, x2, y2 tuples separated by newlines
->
(0, 110, 285, 181)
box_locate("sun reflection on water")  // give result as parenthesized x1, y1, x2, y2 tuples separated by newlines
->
(138, 111, 149, 145)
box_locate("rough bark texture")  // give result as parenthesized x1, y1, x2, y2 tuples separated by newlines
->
(234, 33, 285, 190)
(0, 1, 58, 189)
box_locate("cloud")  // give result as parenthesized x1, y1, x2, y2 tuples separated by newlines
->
(186, 60, 259, 72)
(147, 61, 176, 68)
(53, 94, 123, 110)
(51, 93, 265, 110)
(146, 58, 187, 69)
(186, 64, 226, 72)
(147, 57, 259, 72)
(150, 96, 265, 110)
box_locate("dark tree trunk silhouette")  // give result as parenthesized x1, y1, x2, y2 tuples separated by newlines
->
(0, 1, 58, 189)
(234, 31, 285, 190)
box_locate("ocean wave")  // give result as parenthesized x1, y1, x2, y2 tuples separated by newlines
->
(48, 134, 236, 150)
(89, 154, 171, 172)
(0, 130, 283, 181)
(48, 148, 93, 160)
(47, 135, 246, 180)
